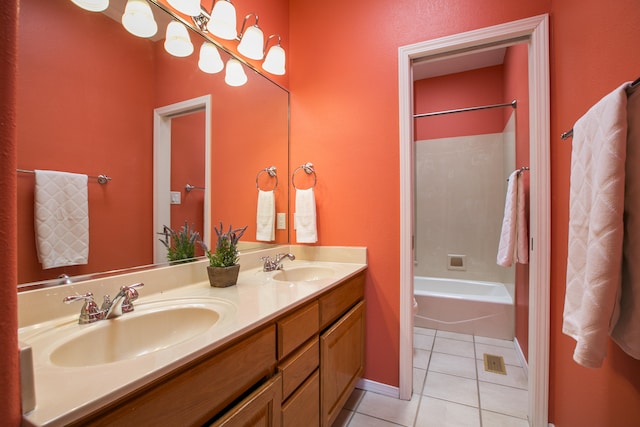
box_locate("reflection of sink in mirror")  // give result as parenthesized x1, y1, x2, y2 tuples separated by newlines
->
(272, 267, 336, 282)
(49, 300, 227, 367)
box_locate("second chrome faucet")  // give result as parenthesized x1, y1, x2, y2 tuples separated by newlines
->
(262, 253, 295, 272)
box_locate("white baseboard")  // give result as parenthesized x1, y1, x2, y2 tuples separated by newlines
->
(356, 378, 400, 399)
(514, 336, 529, 378)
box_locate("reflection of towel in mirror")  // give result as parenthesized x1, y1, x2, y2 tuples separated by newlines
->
(294, 188, 317, 243)
(497, 170, 528, 266)
(256, 190, 275, 241)
(34, 170, 89, 269)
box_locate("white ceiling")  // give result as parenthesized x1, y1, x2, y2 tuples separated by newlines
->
(412, 48, 506, 81)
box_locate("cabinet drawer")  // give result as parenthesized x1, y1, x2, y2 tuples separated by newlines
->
(319, 272, 365, 329)
(277, 301, 319, 359)
(280, 337, 319, 400)
(210, 373, 282, 427)
(282, 370, 320, 427)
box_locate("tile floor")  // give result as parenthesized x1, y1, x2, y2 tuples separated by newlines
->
(332, 328, 529, 427)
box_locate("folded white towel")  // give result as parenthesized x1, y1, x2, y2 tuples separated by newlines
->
(294, 188, 317, 243)
(34, 170, 89, 269)
(612, 84, 640, 360)
(516, 172, 529, 264)
(256, 190, 275, 242)
(563, 82, 629, 368)
(497, 170, 519, 267)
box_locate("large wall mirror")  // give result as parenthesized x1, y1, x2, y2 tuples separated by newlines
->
(16, 0, 289, 287)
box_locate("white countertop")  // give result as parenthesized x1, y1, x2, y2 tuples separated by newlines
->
(18, 245, 367, 427)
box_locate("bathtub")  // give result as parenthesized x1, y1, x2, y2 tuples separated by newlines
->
(413, 276, 514, 340)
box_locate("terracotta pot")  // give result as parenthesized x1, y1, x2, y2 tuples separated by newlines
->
(206, 264, 240, 288)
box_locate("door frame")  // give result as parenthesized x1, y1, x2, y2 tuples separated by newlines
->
(398, 14, 550, 426)
(153, 95, 212, 263)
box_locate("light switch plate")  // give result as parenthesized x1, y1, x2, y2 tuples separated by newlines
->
(276, 212, 286, 230)
(170, 191, 181, 205)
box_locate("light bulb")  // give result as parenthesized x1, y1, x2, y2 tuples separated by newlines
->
(224, 59, 247, 86)
(198, 42, 224, 74)
(164, 21, 194, 57)
(122, 0, 157, 38)
(166, 0, 201, 16)
(262, 45, 285, 75)
(208, 0, 237, 40)
(70, 0, 109, 12)
(238, 25, 264, 60)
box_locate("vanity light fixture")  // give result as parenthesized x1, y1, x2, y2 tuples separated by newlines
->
(237, 14, 264, 60)
(262, 35, 285, 75)
(198, 42, 224, 74)
(70, 0, 109, 12)
(224, 58, 247, 86)
(122, 0, 157, 38)
(164, 21, 194, 57)
(166, 0, 201, 17)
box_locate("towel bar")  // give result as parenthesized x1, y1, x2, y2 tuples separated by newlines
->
(17, 168, 111, 184)
(256, 166, 278, 191)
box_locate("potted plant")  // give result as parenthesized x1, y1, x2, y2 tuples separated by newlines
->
(201, 222, 247, 287)
(158, 221, 200, 264)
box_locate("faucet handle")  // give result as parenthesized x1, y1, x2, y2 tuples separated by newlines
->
(120, 282, 144, 314)
(63, 292, 103, 324)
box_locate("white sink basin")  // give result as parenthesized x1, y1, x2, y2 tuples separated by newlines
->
(272, 266, 336, 282)
(47, 299, 231, 367)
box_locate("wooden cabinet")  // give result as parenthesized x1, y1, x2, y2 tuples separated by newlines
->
(320, 301, 366, 427)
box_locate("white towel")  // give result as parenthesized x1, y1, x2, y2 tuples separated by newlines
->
(497, 170, 528, 266)
(563, 83, 629, 368)
(34, 170, 89, 269)
(256, 190, 275, 241)
(612, 84, 640, 360)
(294, 188, 317, 243)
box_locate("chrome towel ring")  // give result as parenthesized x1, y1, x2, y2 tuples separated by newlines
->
(292, 162, 317, 190)
(256, 166, 278, 191)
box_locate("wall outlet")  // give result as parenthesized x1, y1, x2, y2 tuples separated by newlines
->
(276, 212, 286, 230)
(170, 191, 181, 205)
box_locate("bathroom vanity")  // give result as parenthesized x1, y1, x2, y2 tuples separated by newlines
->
(18, 246, 366, 427)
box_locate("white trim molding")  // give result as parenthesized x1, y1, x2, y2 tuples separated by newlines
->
(398, 14, 550, 427)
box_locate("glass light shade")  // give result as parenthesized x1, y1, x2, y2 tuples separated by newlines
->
(208, 0, 237, 40)
(164, 21, 194, 57)
(198, 42, 224, 74)
(70, 0, 109, 12)
(166, 0, 201, 16)
(237, 25, 264, 60)
(122, 0, 158, 38)
(262, 45, 286, 75)
(224, 59, 247, 86)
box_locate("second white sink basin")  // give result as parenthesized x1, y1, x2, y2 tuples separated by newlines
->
(48, 299, 231, 367)
(272, 266, 336, 282)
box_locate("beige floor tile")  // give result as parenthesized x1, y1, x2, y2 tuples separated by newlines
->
(474, 335, 516, 349)
(413, 367, 427, 394)
(481, 410, 530, 426)
(429, 352, 477, 380)
(423, 371, 479, 407)
(414, 333, 435, 350)
(414, 348, 431, 369)
(355, 392, 420, 426)
(479, 382, 528, 419)
(348, 412, 409, 427)
(436, 330, 474, 342)
(414, 326, 436, 336)
(476, 360, 527, 389)
(433, 337, 476, 358)
(415, 397, 481, 427)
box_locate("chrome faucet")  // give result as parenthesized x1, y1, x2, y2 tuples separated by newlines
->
(262, 253, 296, 271)
(63, 282, 144, 324)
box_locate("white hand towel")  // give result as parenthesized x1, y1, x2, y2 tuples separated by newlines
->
(294, 188, 317, 243)
(563, 82, 628, 368)
(515, 172, 529, 264)
(612, 84, 640, 360)
(497, 170, 519, 267)
(256, 190, 275, 242)
(34, 170, 89, 269)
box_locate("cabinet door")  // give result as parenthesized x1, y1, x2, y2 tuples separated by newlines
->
(282, 370, 319, 427)
(211, 374, 282, 427)
(320, 301, 365, 427)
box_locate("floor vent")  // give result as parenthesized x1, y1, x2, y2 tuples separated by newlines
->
(483, 353, 507, 375)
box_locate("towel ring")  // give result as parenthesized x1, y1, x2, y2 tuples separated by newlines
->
(292, 162, 317, 190)
(256, 166, 278, 191)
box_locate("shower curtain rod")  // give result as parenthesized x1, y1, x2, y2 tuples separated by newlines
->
(413, 100, 517, 119)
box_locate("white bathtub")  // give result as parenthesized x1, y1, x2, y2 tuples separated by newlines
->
(413, 276, 514, 340)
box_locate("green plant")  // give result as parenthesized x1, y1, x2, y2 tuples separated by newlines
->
(201, 222, 248, 268)
(158, 221, 200, 263)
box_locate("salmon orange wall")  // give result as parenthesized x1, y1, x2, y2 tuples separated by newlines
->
(16, 0, 155, 283)
(289, 0, 548, 388)
(550, 0, 640, 425)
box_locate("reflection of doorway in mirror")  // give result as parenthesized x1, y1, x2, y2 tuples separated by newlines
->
(154, 95, 212, 264)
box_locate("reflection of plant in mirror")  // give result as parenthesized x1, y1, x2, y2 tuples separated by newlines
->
(201, 222, 248, 267)
(158, 221, 200, 263)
